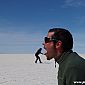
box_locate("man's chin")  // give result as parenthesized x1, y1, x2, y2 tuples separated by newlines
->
(47, 57, 52, 60)
(46, 55, 50, 60)
(47, 58, 50, 60)
(45, 53, 52, 60)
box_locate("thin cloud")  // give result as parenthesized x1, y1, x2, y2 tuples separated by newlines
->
(0, 32, 43, 45)
(0, 31, 43, 53)
(63, 0, 85, 7)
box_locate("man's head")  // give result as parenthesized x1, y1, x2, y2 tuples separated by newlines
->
(43, 28, 73, 61)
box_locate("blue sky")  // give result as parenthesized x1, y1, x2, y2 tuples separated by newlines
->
(0, 0, 85, 54)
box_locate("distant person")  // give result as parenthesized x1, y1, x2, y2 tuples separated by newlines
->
(43, 28, 85, 85)
(35, 48, 43, 63)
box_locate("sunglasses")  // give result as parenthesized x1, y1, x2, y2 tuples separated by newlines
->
(44, 37, 58, 43)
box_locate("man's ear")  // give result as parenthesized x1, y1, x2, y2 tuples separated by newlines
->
(55, 40, 62, 48)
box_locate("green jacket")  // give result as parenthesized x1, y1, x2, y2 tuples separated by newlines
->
(57, 50, 85, 85)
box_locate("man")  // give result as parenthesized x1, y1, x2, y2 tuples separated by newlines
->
(35, 48, 43, 63)
(43, 28, 85, 85)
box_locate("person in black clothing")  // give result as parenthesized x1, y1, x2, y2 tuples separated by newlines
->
(35, 48, 43, 63)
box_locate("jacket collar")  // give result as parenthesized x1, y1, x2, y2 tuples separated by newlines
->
(56, 50, 73, 64)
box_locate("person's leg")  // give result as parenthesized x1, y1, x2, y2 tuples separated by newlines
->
(38, 57, 42, 63)
(35, 56, 38, 63)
